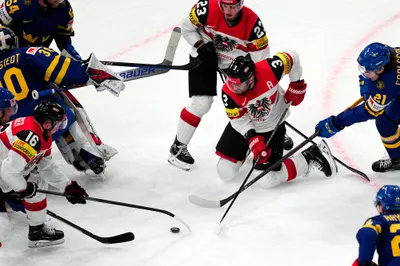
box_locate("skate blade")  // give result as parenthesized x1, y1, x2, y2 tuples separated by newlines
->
(168, 155, 192, 171)
(28, 238, 65, 248)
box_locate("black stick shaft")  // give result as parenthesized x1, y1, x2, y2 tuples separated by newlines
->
(46, 210, 134, 244)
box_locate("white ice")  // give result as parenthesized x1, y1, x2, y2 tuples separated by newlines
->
(2, 0, 400, 265)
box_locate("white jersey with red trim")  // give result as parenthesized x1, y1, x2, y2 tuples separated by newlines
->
(221, 50, 303, 135)
(181, 0, 270, 69)
(0, 116, 70, 193)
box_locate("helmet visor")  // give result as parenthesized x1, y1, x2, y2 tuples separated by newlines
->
(226, 76, 251, 94)
(50, 114, 67, 134)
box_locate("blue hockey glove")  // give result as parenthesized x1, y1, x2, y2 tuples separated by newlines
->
(61, 43, 82, 61)
(315, 116, 342, 138)
(359, 75, 372, 101)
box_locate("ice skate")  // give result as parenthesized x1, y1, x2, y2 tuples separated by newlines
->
(28, 224, 65, 248)
(302, 140, 338, 177)
(168, 137, 195, 171)
(372, 156, 400, 172)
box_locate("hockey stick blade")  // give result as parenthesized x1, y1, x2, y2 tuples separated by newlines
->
(188, 194, 234, 208)
(46, 210, 135, 244)
(94, 232, 135, 244)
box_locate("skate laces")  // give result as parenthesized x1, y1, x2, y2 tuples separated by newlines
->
(43, 224, 56, 235)
(379, 158, 392, 169)
(176, 144, 192, 158)
(310, 159, 323, 171)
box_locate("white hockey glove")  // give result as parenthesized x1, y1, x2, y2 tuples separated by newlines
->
(86, 53, 125, 97)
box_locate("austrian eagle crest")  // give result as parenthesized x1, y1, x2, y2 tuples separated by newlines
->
(213, 34, 237, 52)
(248, 97, 271, 118)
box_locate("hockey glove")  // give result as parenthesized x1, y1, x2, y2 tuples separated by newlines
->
(248, 135, 271, 164)
(195, 41, 218, 63)
(86, 53, 125, 97)
(359, 75, 372, 101)
(315, 116, 343, 138)
(64, 181, 88, 205)
(14, 182, 37, 199)
(285, 80, 307, 106)
(61, 43, 82, 61)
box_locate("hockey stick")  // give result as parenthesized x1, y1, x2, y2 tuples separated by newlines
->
(285, 121, 370, 181)
(218, 102, 292, 224)
(46, 210, 135, 244)
(189, 132, 319, 208)
(100, 57, 201, 70)
(31, 27, 182, 100)
(39, 190, 191, 232)
(190, 98, 365, 208)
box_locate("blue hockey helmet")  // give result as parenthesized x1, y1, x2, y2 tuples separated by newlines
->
(357, 42, 390, 73)
(375, 185, 400, 212)
(0, 26, 18, 53)
(0, 88, 17, 115)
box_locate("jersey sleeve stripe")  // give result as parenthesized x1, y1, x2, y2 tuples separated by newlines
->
(45, 55, 61, 82)
(55, 57, 71, 84)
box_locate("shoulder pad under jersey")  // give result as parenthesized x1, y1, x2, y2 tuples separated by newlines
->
(221, 87, 244, 119)
(189, 0, 210, 26)
(265, 52, 294, 80)
(13, 130, 41, 160)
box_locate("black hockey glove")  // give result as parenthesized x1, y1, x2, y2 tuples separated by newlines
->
(64, 181, 88, 205)
(196, 41, 218, 64)
(14, 182, 37, 199)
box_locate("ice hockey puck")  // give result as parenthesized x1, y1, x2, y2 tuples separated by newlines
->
(170, 227, 180, 233)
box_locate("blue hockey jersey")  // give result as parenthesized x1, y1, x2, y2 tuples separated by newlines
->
(334, 47, 400, 127)
(0, 0, 75, 51)
(356, 213, 400, 266)
(0, 46, 88, 117)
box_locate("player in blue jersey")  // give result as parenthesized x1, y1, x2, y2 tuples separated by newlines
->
(0, 0, 81, 60)
(0, 1, 120, 175)
(315, 42, 400, 172)
(0, 26, 125, 174)
(353, 185, 400, 266)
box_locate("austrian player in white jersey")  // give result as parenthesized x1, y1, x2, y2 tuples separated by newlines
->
(168, 0, 295, 171)
(0, 99, 88, 248)
(216, 51, 338, 188)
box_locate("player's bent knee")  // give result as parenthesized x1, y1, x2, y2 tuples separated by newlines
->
(217, 158, 241, 182)
(187, 96, 214, 117)
(255, 170, 286, 189)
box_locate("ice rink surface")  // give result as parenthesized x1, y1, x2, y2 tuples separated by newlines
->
(2, 0, 400, 265)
